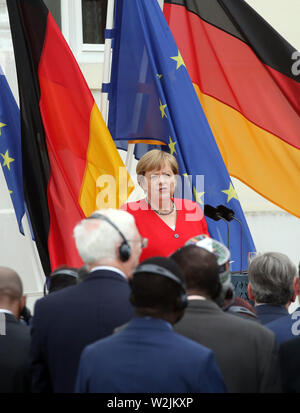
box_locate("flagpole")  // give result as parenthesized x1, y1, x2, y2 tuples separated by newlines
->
(125, 0, 164, 173)
(157, 0, 164, 10)
(125, 0, 165, 174)
(101, 0, 115, 123)
(101, 0, 165, 175)
(22, 213, 45, 291)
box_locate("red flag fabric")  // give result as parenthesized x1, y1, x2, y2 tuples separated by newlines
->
(7, 0, 134, 274)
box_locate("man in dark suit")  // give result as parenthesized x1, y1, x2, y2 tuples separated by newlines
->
(0, 267, 31, 393)
(75, 256, 227, 393)
(265, 306, 300, 347)
(30, 209, 142, 393)
(279, 336, 300, 392)
(171, 243, 282, 393)
(247, 252, 298, 325)
(264, 263, 300, 347)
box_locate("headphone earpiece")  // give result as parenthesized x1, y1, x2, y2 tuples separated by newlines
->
(119, 241, 131, 262)
(87, 213, 131, 262)
(132, 263, 188, 311)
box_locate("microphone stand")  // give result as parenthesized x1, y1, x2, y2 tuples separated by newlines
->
(218, 217, 230, 250)
(232, 216, 243, 273)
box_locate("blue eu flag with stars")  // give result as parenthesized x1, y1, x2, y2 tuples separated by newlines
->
(0, 67, 25, 233)
(108, 0, 255, 271)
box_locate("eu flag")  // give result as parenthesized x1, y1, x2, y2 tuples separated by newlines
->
(108, 0, 255, 271)
(0, 67, 25, 233)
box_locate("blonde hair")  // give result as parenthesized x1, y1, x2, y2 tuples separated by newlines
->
(136, 150, 179, 177)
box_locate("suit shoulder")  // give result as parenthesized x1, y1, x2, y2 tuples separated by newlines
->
(34, 283, 79, 311)
(6, 320, 31, 339)
(266, 314, 291, 329)
(222, 311, 276, 341)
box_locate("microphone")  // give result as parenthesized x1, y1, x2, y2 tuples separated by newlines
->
(216, 205, 235, 221)
(216, 205, 243, 274)
(204, 204, 230, 249)
(204, 204, 222, 221)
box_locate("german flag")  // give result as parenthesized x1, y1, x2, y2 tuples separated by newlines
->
(164, 0, 300, 217)
(7, 0, 134, 275)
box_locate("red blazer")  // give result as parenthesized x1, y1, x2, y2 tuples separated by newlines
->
(121, 198, 209, 262)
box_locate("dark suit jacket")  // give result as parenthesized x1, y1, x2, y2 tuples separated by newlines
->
(255, 304, 289, 325)
(174, 300, 281, 393)
(0, 313, 31, 393)
(75, 317, 227, 393)
(30, 269, 135, 393)
(266, 306, 300, 347)
(279, 336, 300, 392)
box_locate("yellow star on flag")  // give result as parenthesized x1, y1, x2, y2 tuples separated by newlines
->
(222, 183, 239, 203)
(0, 122, 6, 136)
(159, 99, 167, 119)
(9, 190, 13, 194)
(1, 150, 14, 170)
(171, 50, 186, 70)
(157, 74, 163, 79)
(193, 186, 205, 205)
(168, 136, 176, 155)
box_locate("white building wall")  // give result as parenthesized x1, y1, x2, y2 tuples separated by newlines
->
(0, 0, 299, 312)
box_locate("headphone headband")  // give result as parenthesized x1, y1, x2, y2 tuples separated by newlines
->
(86, 212, 131, 262)
(132, 263, 187, 310)
(50, 269, 79, 279)
(44, 268, 79, 296)
(133, 264, 185, 289)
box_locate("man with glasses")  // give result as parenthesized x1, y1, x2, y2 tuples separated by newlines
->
(30, 208, 143, 393)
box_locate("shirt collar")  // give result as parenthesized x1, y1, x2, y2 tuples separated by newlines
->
(139, 316, 173, 330)
(90, 266, 127, 280)
(0, 308, 13, 315)
(188, 295, 206, 301)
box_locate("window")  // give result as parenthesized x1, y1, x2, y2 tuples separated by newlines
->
(82, 0, 108, 44)
(60, 0, 108, 63)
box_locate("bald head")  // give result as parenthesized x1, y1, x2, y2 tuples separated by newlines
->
(0, 267, 23, 302)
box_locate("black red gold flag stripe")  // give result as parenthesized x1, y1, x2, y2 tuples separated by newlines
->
(7, 0, 133, 274)
(164, 0, 300, 217)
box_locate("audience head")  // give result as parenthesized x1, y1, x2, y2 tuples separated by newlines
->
(171, 244, 221, 300)
(0, 267, 26, 318)
(172, 235, 233, 307)
(44, 266, 79, 295)
(129, 256, 187, 324)
(73, 208, 142, 277)
(248, 252, 298, 306)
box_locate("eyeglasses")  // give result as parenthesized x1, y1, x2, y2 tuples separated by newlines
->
(128, 237, 148, 249)
(149, 173, 173, 181)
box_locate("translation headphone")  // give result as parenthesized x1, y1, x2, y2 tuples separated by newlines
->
(87, 213, 131, 262)
(131, 263, 188, 310)
(43, 268, 79, 296)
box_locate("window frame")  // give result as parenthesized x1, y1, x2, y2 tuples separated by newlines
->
(61, 0, 105, 63)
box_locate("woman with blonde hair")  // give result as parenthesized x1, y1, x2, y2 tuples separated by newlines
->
(121, 150, 209, 262)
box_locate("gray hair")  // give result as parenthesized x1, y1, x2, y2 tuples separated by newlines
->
(73, 209, 137, 264)
(248, 252, 297, 305)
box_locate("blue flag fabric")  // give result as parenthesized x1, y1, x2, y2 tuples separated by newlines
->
(0, 67, 25, 233)
(108, 0, 255, 271)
